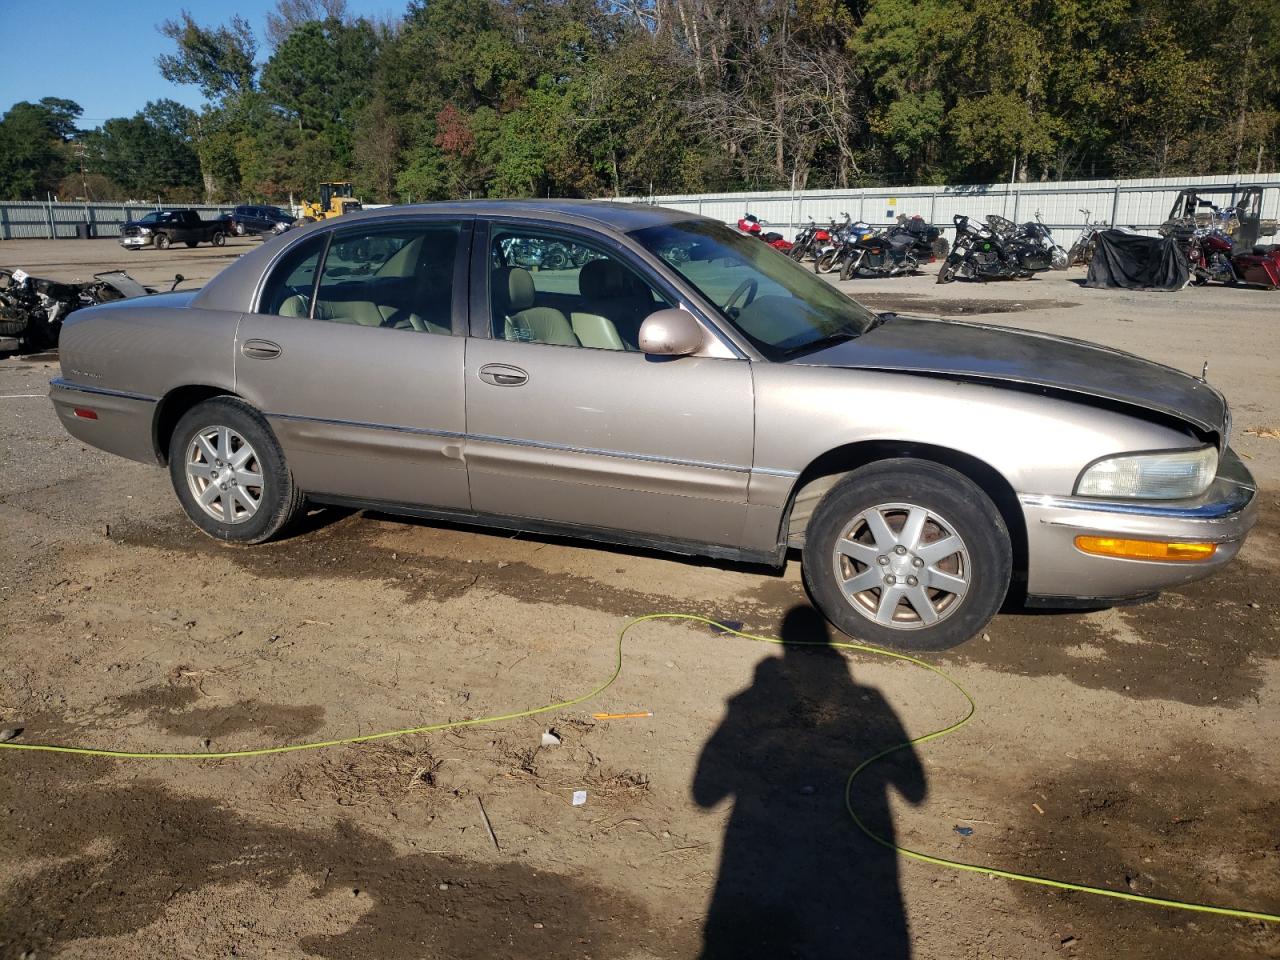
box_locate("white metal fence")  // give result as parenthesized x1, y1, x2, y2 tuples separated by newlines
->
(0, 201, 238, 240)
(5, 174, 1278, 245)
(620, 173, 1280, 246)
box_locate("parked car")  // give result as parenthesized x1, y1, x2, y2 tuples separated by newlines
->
(229, 204, 294, 238)
(120, 209, 230, 250)
(52, 201, 1256, 650)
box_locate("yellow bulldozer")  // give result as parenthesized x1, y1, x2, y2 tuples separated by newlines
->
(295, 182, 363, 223)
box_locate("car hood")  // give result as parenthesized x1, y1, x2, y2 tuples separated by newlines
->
(794, 314, 1229, 441)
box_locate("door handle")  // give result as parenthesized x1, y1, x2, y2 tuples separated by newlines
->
(478, 363, 528, 387)
(241, 339, 282, 360)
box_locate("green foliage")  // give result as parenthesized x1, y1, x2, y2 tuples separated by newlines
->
(11, 0, 1277, 203)
(83, 102, 202, 198)
(157, 13, 258, 100)
(0, 99, 81, 199)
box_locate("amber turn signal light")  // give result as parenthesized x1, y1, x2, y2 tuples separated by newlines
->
(1073, 536, 1217, 562)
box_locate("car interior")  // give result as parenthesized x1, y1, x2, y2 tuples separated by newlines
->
(262, 224, 670, 347)
(272, 227, 459, 334)
(489, 234, 668, 350)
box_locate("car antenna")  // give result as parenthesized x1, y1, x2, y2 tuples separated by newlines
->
(170, 274, 185, 292)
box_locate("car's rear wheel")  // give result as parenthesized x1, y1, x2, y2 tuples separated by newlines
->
(802, 459, 1011, 651)
(168, 397, 303, 544)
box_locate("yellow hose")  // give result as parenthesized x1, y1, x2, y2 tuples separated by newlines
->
(2, 612, 1277, 924)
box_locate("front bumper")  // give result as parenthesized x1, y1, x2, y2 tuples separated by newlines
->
(119, 234, 154, 248)
(1018, 447, 1257, 601)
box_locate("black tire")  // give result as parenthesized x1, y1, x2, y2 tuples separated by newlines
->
(168, 397, 304, 544)
(838, 252, 856, 282)
(185, 240, 199, 248)
(211, 231, 226, 246)
(155, 234, 170, 250)
(815, 249, 840, 274)
(936, 258, 958, 284)
(802, 459, 1011, 651)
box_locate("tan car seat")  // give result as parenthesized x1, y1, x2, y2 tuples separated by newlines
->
(494, 266, 579, 346)
(278, 294, 310, 317)
(570, 259, 630, 350)
(571, 259, 654, 349)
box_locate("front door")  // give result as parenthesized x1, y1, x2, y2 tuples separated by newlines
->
(464, 221, 755, 549)
(235, 218, 472, 509)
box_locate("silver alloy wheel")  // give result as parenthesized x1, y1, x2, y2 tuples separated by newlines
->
(831, 501, 970, 630)
(184, 425, 264, 524)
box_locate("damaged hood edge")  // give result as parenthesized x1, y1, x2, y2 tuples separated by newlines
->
(794, 313, 1230, 442)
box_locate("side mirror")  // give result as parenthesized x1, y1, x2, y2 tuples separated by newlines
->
(638, 308, 705, 357)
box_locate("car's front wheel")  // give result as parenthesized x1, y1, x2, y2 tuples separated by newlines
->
(802, 460, 1011, 651)
(168, 397, 303, 544)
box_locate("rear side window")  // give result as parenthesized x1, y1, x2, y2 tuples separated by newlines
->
(307, 222, 462, 334)
(258, 236, 325, 316)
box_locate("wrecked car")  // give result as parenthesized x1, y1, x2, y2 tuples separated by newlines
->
(49, 201, 1257, 650)
(0, 268, 184, 353)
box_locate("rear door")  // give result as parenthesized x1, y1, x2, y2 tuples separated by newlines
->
(235, 217, 473, 508)
(463, 219, 755, 550)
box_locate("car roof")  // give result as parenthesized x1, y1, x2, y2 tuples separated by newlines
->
(332, 199, 695, 233)
(194, 200, 703, 313)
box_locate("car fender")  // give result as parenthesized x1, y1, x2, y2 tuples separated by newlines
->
(748, 363, 1196, 544)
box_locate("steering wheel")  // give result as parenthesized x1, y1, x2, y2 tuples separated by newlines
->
(723, 278, 758, 314)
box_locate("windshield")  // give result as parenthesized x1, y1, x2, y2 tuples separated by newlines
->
(630, 219, 879, 360)
(136, 212, 161, 223)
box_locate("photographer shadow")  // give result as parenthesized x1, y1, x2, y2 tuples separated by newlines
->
(693, 605, 927, 959)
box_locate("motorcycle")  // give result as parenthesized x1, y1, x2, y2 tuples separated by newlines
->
(814, 215, 874, 274)
(838, 229, 919, 280)
(1015, 212, 1069, 270)
(737, 214, 793, 254)
(889, 214, 949, 262)
(936, 214, 1054, 283)
(1066, 208, 1108, 266)
(1164, 202, 1280, 288)
(0, 268, 180, 353)
(787, 219, 832, 262)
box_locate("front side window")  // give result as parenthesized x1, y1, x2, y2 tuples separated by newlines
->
(630, 220, 879, 360)
(488, 227, 671, 350)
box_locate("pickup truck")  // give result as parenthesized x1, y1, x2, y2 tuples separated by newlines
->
(119, 210, 231, 250)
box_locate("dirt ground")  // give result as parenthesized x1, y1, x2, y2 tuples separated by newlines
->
(2, 237, 1279, 960)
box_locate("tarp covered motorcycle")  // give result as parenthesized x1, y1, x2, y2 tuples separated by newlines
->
(1084, 231, 1188, 291)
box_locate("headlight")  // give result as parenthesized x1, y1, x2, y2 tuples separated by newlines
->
(138, 227, 151, 235)
(1076, 446, 1218, 499)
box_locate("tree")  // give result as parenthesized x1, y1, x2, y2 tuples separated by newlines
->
(83, 105, 202, 198)
(0, 99, 82, 199)
(265, 0, 350, 46)
(157, 12, 258, 100)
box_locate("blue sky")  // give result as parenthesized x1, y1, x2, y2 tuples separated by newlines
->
(0, 0, 403, 127)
